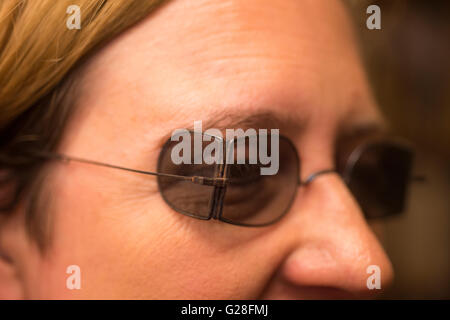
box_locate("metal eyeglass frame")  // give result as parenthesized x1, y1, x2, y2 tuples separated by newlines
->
(25, 132, 336, 227)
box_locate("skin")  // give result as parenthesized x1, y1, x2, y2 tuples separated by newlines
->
(0, 0, 393, 299)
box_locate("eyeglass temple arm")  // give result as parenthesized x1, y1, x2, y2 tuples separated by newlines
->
(297, 170, 426, 186)
(24, 151, 427, 188)
(27, 151, 228, 187)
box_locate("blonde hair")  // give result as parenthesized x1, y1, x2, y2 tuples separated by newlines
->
(0, 0, 167, 248)
(0, 0, 165, 128)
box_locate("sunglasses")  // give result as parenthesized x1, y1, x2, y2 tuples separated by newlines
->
(28, 131, 417, 227)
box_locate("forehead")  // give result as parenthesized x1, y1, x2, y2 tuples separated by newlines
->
(74, 0, 382, 145)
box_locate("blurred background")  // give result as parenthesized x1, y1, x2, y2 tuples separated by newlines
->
(348, 0, 449, 298)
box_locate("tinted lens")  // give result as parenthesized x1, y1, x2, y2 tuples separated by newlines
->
(345, 140, 413, 218)
(157, 132, 219, 219)
(219, 135, 299, 226)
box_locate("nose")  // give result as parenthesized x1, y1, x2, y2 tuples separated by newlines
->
(261, 174, 394, 299)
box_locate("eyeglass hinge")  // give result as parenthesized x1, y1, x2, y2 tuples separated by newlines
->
(191, 176, 227, 187)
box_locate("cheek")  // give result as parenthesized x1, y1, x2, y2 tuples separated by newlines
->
(36, 169, 266, 299)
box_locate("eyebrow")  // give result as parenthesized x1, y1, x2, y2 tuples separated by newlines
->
(202, 110, 309, 132)
(191, 111, 385, 138)
(44, 110, 307, 177)
(338, 118, 389, 141)
(156, 110, 310, 147)
(155, 108, 386, 153)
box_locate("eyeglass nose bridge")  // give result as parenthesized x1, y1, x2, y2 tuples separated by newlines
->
(207, 166, 338, 224)
(299, 169, 337, 186)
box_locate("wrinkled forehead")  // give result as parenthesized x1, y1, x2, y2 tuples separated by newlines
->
(73, 0, 383, 149)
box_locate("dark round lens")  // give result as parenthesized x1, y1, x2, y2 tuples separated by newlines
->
(157, 132, 218, 219)
(219, 135, 300, 226)
(344, 140, 414, 218)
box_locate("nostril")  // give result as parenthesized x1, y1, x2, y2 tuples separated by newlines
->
(0, 253, 12, 263)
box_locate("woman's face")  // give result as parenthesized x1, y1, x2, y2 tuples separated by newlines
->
(21, 0, 393, 298)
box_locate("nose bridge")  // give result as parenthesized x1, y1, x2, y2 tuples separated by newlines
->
(280, 173, 394, 294)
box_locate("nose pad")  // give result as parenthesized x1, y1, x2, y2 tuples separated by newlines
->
(268, 174, 394, 298)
